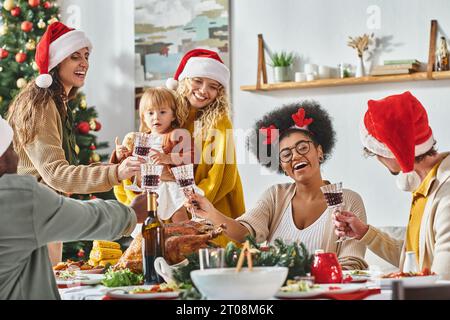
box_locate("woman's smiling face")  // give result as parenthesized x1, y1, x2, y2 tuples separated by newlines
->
(57, 47, 90, 93)
(187, 77, 221, 109)
(279, 131, 323, 183)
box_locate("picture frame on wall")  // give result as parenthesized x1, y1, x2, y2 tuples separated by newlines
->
(134, 0, 230, 88)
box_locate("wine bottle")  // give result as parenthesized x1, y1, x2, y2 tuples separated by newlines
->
(142, 191, 165, 284)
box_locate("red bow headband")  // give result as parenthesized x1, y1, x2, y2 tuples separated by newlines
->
(259, 108, 314, 145)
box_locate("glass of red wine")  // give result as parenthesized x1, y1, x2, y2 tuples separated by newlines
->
(171, 164, 204, 222)
(320, 182, 354, 242)
(126, 133, 152, 192)
(141, 164, 163, 192)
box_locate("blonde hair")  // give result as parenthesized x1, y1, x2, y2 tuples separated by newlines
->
(139, 87, 186, 133)
(7, 69, 78, 148)
(176, 78, 230, 135)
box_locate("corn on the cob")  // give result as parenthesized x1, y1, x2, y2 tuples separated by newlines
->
(98, 259, 119, 267)
(89, 248, 122, 262)
(92, 240, 121, 250)
(88, 259, 99, 267)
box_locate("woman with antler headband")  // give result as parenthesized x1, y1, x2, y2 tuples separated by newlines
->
(186, 101, 368, 270)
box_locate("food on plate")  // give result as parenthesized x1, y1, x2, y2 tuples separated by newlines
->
(129, 283, 178, 294)
(101, 268, 144, 287)
(89, 240, 122, 268)
(381, 267, 436, 279)
(54, 270, 89, 281)
(113, 221, 225, 274)
(348, 270, 371, 276)
(93, 240, 121, 250)
(52, 259, 102, 271)
(280, 280, 321, 293)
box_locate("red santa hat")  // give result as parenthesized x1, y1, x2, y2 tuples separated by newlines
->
(166, 48, 229, 90)
(360, 91, 435, 173)
(35, 22, 92, 88)
(0, 116, 13, 157)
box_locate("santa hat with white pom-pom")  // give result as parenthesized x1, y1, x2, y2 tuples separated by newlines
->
(166, 48, 229, 90)
(35, 22, 92, 88)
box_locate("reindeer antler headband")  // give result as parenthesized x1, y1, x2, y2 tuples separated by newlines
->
(259, 107, 314, 145)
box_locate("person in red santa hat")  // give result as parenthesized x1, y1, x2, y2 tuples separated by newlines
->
(7, 22, 145, 265)
(165, 48, 245, 226)
(333, 91, 450, 279)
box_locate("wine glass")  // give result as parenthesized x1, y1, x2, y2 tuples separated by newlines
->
(320, 182, 355, 242)
(125, 133, 152, 192)
(171, 164, 205, 222)
(141, 164, 164, 192)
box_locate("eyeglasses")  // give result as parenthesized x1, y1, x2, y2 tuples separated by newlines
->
(279, 140, 314, 163)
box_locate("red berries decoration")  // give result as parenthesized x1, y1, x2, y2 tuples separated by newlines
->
(21, 21, 33, 33)
(15, 52, 27, 63)
(43, 1, 52, 9)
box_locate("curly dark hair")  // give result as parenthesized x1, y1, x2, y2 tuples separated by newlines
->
(247, 100, 336, 174)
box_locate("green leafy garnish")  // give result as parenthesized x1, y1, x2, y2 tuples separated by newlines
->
(101, 268, 144, 287)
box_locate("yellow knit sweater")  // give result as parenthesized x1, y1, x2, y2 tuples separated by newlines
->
(184, 110, 245, 219)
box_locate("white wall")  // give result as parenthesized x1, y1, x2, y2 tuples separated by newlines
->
(64, 0, 450, 228)
(59, 0, 136, 150)
(231, 0, 450, 227)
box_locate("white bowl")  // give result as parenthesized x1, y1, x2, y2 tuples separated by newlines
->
(191, 266, 288, 300)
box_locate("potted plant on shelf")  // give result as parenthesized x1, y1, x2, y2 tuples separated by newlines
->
(347, 33, 374, 77)
(269, 51, 295, 82)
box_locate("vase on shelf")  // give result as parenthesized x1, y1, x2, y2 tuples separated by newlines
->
(355, 56, 366, 77)
(273, 66, 291, 82)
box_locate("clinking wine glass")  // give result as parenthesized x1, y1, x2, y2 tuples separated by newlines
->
(125, 133, 153, 192)
(320, 182, 355, 242)
(171, 164, 205, 223)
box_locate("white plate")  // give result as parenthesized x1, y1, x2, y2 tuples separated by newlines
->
(275, 283, 365, 299)
(376, 275, 440, 288)
(105, 285, 179, 300)
(55, 273, 105, 286)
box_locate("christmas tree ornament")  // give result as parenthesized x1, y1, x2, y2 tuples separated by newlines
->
(16, 78, 27, 88)
(91, 153, 100, 163)
(77, 248, 85, 258)
(89, 144, 96, 150)
(15, 51, 27, 63)
(0, 24, 9, 36)
(37, 19, 46, 29)
(11, 6, 21, 17)
(3, 0, 15, 11)
(80, 98, 87, 109)
(0, 48, 9, 59)
(76, 121, 90, 134)
(0, 96, 3, 103)
(90, 195, 97, 200)
(25, 39, 36, 51)
(28, 0, 40, 8)
(47, 17, 58, 25)
(75, 144, 80, 154)
(21, 21, 33, 33)
(95, 121, 102, 131)
(32, 61, 39, 71)
(43, 1, 52, 9)
(0, 67, 3, 72)
(89, 119, 96, 130)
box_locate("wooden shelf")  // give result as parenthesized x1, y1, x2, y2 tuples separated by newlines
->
(240, 71, 450, 92)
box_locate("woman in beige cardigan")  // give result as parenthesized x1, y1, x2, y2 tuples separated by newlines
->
(187, 101, 368, 270)
(7, 23, 144, 265)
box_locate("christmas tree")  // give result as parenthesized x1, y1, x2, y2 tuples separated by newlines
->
(0, 0, 112, 261)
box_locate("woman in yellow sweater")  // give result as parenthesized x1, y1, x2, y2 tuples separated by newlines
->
(166, 49, 245, 219)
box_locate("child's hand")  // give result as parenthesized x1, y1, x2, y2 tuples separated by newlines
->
(115, 136, 131, 161)
(149, 148, 172, 165)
